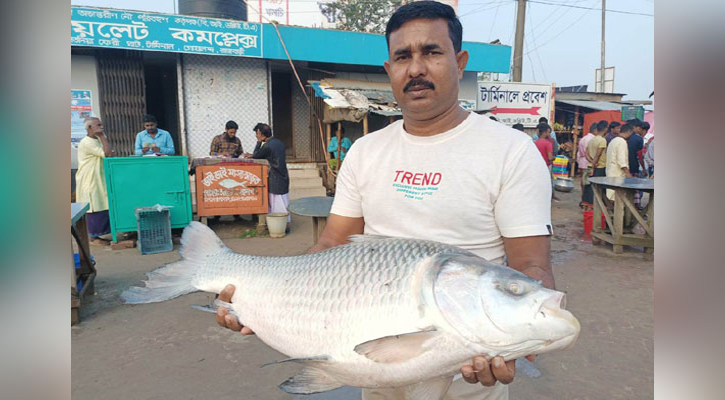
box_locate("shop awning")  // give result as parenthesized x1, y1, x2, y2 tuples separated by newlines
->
(310, 78, 401, 123)
(556, 99, 629, 111)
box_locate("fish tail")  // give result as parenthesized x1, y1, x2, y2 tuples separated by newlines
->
(122, 221, 228, 304)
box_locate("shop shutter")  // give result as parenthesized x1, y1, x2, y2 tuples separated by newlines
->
(97, 51, 146, 156)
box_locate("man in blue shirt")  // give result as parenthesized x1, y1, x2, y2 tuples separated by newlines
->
(134, 114, 175, 155)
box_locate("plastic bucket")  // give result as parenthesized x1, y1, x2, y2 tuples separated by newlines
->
(267, 213, 288, 238)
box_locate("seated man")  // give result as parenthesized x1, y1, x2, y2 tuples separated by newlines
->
(327, 126, 352, 164)
(210, 120, 243, 158)
(134, 114, 175, 155)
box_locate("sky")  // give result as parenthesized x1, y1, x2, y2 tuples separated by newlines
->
(70, 0, 654, 100)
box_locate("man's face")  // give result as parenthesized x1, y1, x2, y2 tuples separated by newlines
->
(255, 130, 265, 142)
(144, 122, 158, 134)
(384, 19, 468, 120)
(225, 128, 237, 138)
(613, 126, 621, 135)
(88, 119, 104, 136)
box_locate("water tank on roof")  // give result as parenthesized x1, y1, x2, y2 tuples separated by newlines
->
(178, 0, 247, 21)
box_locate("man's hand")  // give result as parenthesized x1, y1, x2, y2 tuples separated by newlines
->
(142, 147, 150, 154)
(215, 284, 254, 335)
(242, 152, 252, 158)
(152, 145, 160, 153)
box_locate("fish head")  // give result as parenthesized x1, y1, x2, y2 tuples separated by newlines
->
(432, 255, 580, 357)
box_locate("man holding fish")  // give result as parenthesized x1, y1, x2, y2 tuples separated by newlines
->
(217, 2, 555, 398)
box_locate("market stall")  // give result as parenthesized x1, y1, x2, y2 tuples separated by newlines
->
(190, 157, 270, 230)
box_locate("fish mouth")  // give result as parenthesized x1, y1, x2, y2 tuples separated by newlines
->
(537, 293, 581, 346)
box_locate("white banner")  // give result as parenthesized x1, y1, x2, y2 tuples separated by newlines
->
(476, 82, 553, 127)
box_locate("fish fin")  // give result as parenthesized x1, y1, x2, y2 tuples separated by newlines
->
(353, 329, 440, 363)
(346, 234, 394, 242)
(262, 355, 330, 368)
(401, 375, 454, 400)
(278, 367, 342, 394)
(122, 222, 227, 304)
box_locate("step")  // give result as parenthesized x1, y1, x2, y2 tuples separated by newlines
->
(290, 177, 323, 188)
(289, 186, 327, 201)
(289, 168, 321, 179)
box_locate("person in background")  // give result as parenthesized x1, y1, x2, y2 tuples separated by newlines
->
(76, 117, 113, 245)
(534, 123, 554, 166)
(605, 121, 621, 144)
(581, 120, 608, 206)
(538, 117, 558, 155)
(327, 125, 353, 163)
(637, 122, 651, 177)
(644, 135, 654, 179)
(627, 119, 646, 209)
(606, 123, 633, 201)
(245, 123, 291, 231)
(577, 122, 596, 208)
(210, 120, 243, 158)
(134, 114, 175, 155)
(512, 123, 524, 132)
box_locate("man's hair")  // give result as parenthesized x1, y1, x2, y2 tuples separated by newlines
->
(608, 121, 621, 131)
(620, 123, 634, 133)
(83, 117, 100, 130)
(512, 123, 524, 131)
(538, 117, 548, 124)
(589, 122, 597, 132)
(628, 119, 642, 128)
(254, 123, 272, 138)
(143, 114, 157, 124)
(537, 123, 551, 134)
(596, 120, 609, 132)
(385, 1, 463, 53)
(225, 120, 238, 130)
(489, 115, 498, 121)
(641, 121, 650, 131)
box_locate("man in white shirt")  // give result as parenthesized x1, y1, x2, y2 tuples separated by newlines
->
(217, 2, 553, 399)
(577, 123, 596, 205)
(606, 123, 634, 200)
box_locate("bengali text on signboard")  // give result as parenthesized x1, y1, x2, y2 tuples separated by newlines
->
(71, 7, 263, 58)
(476, 82, 553, 127)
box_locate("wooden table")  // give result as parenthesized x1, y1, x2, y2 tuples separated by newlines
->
(589, 177, 654, 254)
(71, 203, 97, 325)
(287, 196, 334, 244)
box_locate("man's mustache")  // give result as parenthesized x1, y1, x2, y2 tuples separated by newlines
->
(403, 78, 435, 92)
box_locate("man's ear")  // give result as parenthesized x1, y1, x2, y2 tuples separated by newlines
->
(456, 50, 469, 79)
(384, 59, 391, 77)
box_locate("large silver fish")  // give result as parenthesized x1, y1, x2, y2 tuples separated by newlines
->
(123, 222, 579, 399)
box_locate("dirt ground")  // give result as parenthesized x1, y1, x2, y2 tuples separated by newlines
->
(72, 182, 653, 400)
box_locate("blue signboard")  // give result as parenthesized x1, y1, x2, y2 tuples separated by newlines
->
(71, 7, 262, 58)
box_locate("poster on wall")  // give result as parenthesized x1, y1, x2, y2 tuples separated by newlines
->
(71, 89, 93, 147)
(476, 82, 553, 127)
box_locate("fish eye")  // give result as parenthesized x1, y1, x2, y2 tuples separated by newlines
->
(507, 281, 526, 296)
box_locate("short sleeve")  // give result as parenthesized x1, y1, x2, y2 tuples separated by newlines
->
(494, 141, 552, 238)
(329, 144, 363, 218)
(597, 138, 606, 149)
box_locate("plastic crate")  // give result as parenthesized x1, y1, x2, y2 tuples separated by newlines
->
(135, 207, 173, 255)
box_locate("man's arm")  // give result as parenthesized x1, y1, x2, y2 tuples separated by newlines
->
(503, 235, 554, 289)
(161, 131, 175, 155)
(97, 133, 113, 157)
(252, 141, 270, 159)
(134, 133, 144, 155)
(590, 148, 605, 175)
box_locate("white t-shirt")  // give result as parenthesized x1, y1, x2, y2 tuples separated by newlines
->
(330, 112, 552, 262)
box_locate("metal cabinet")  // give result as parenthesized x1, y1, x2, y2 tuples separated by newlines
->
(104, 156, 192, 242)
